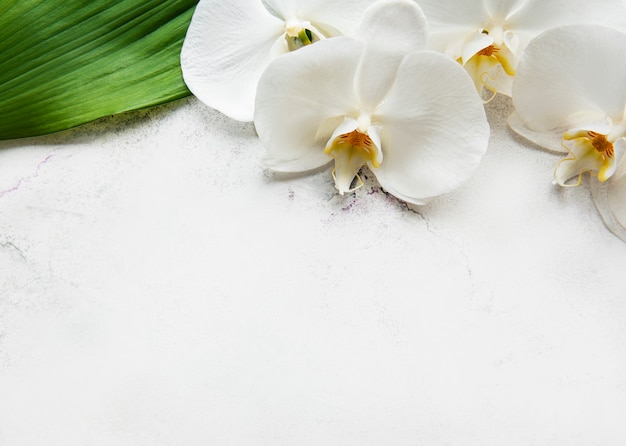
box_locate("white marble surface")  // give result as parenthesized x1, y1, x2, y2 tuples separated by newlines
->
(1, 95, 626, 445)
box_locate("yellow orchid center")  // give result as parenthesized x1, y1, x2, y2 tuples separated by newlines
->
(324, 129, 381, 194)
(472, 40, 515, 77)
(588, 131, 615, 158)
(556, 129, 619, 185)
(477, 44, 498, 57)
(453, 27, 518, 101)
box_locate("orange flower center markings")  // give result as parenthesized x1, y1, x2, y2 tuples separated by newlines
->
(477, 45, 499, 57)
(324, 128, 382, 194)
(334, 131, 377, 159)
(588, 131, 614, 158)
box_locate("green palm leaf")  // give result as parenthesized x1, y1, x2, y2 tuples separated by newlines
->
(0, 0, 197, 140)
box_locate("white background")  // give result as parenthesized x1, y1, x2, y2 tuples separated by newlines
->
(1, 95, 626, 445)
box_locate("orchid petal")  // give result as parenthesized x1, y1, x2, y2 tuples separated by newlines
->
(269, 33, 290, 59)
(512, 25, 626, 135)
(483, 0, 527, 21)
(357, 0, 428, 52)
(355, 46, 406, 114)
(416, 0, 486, 28)
(507, 112, 567, 153)
(262, 0, 380, 36)
(255, 38, 362, 172)
(355, 0, 429, 115)
(441, 32, 470, 60)
(415, 0, 484, 56)
(592, 140, 626, 242)
(261, 0, 296, 20)
(296, 0, 380, 37)
(374, 51, 490, 204)
(506, 0, 626, 31)
(181, 0, 285, 121)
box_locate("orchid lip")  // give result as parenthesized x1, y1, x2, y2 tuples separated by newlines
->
(556, 121, 625, 185)
(450, 26, 517, 99)
(324, 117, 383, 194)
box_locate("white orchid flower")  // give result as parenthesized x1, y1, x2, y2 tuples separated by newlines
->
(254, 0, 490, 205)
(180, 0, 377, 121)
(417, 0, 625, 100)
(509, 25, 626, 241)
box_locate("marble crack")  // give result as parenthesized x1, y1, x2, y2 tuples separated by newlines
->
(379, 187, 476, 296)
(0, 241, 27, 261)
(0, 154, 54, 199)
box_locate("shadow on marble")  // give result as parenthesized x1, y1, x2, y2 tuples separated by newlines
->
(0, 97, 193, 151)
